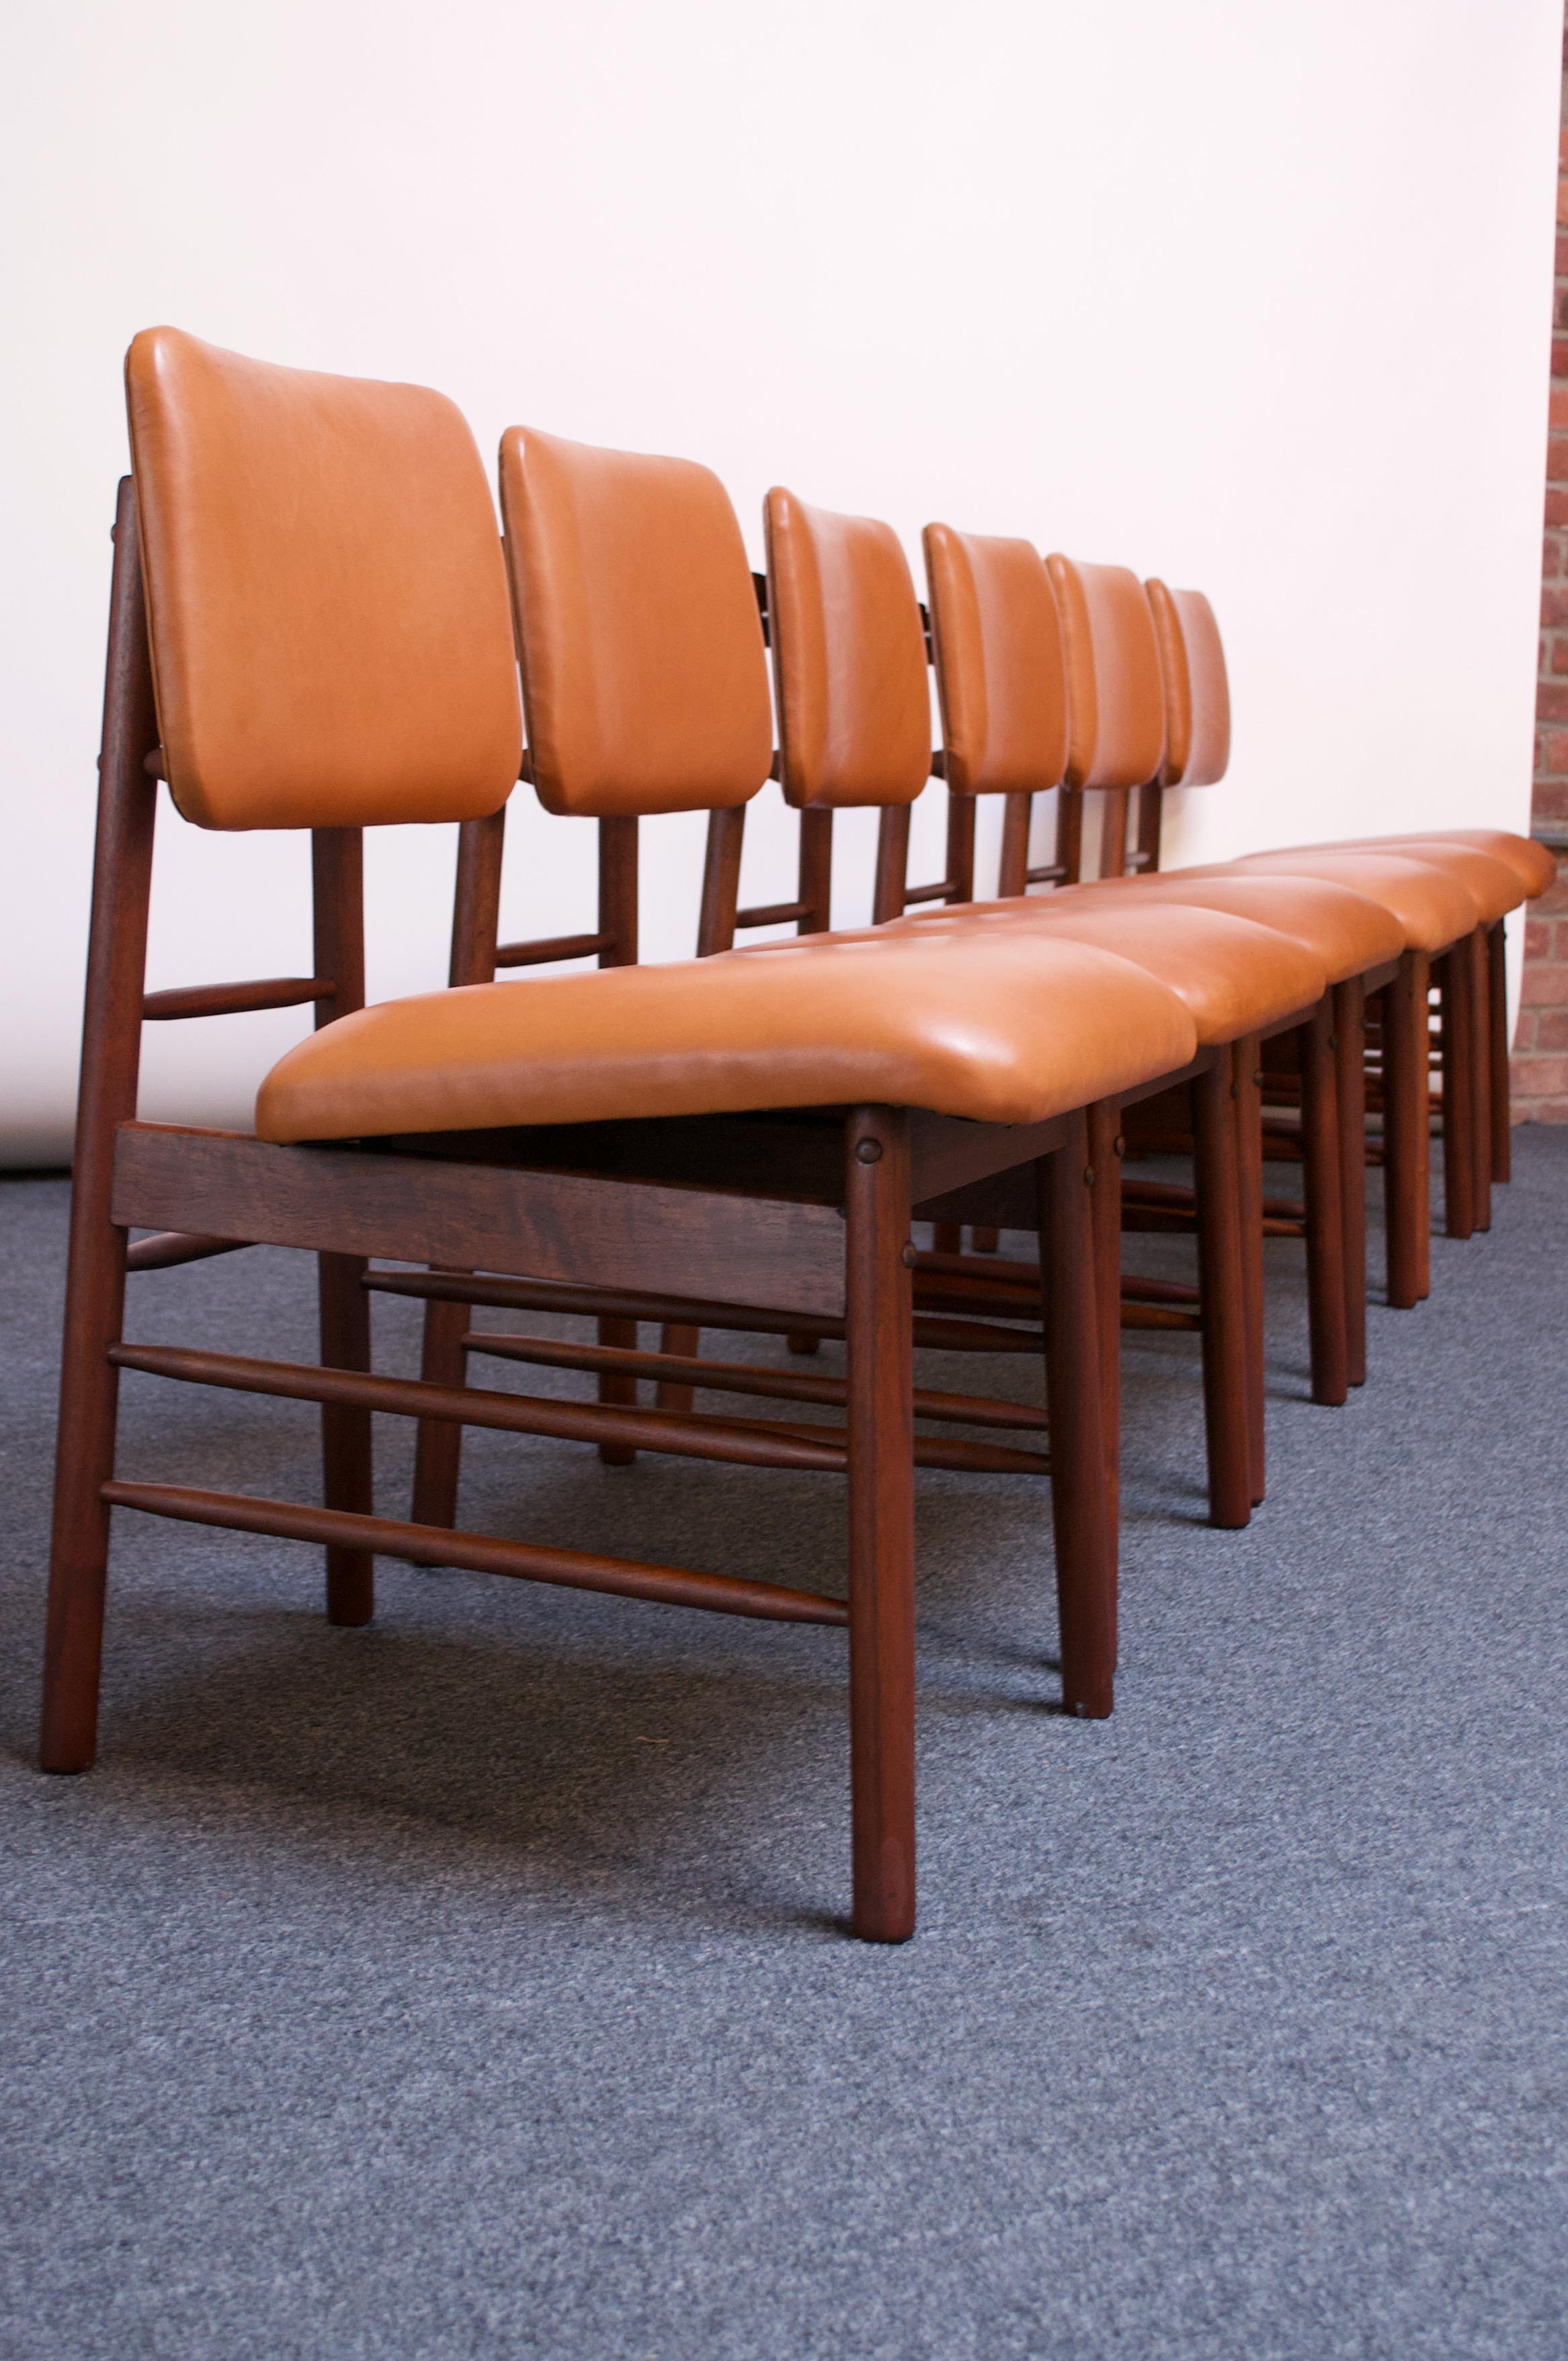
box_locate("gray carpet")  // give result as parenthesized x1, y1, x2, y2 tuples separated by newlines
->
(1, 1134, 1565, 2360)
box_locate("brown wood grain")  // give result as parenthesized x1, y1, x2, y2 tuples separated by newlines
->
(111, 1126, 850, 1315)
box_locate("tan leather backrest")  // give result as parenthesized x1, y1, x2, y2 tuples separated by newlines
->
(499, 428, 772, 818)
(923, 526, 1068, 795)
(765, 489, 932, 810)
(1146, 580, 1231, 788)
(1045, 553, 1165, 793)
(125, 327, 522, 831)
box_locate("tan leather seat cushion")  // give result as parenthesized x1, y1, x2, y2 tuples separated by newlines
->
(923, 526, 1067, 794)
(1202, 852, 1480, 952)
(766, 489, 932, 811)
(895, 901, 1323, 1043)
(1145, 581, 1230, 788)
(1071, 872, 1403, 984)
(256, 932, 1198, 1143)
(1046, 554, 1165, 792)
(126, 327, 522, 831)
(499, 428, 773, 818)
(1275, 832, 1547, 908)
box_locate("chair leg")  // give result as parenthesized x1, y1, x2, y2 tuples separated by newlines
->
(410, 1292, 470, 1528)
(1488, 920, 1512, 1185)
(42, 1208, 133, 1772)
(1040, 1112, 1114, 1720)
(1234, 1036, 1266, 1505)
(1087, 1101, 1122, 1634)
(655, 1322, 700, 1414)
(844, 1107, 917, 1944)
(1334, 977, 1368, 1388)
(1466, 927, 1492, 1229)
(1439, 948, 1477, 1241)
(319, 1253, 375, 1624)
(597, 1317, 640, 1465)
(1299, 999, 1348, 1407)
(42, 476, 159, 1775)
(1192, 1051, 1251, 1528)
(1380, 952, 1430, 1309)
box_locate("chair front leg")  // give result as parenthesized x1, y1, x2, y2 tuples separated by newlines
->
(1299, 998, 1348, 1407)
(1233, 1036, 1267, 1505)
(1380, 951, 1431, 1307)
(844, 1107, 917, 1943)
(1488, 919, 1512, 1186)
(1438, 947, 1477, 1241)
(1040, 1112, 1114, 1720)
(1334, 977, 1368, 1388)
(319, 1252, 376, 1624)
(1192, 1050, 1251, 1528)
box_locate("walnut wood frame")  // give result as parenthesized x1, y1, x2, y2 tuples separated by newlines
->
(40, 483, 1152, 1944)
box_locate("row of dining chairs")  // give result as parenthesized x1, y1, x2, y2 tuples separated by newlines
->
(39, 328, 1551, 1944)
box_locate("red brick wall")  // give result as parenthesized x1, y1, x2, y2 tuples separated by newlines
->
(1515, 31, 1568, 1122)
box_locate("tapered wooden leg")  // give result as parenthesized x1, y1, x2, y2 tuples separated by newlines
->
(1234, 1036, 1266, 1505)
(1488, 921, 1512, 1184)
(409, 1292, 470, 1527)
(597, 1317, 639, 1465)
(411, 813, 505, 1526)
(1299, 999, 1348, 1407)
(1087, 1101, 1122, 1627)
(655, 1321, 700, 1414)
(932, 1221, 962, 1255)
(1334, 977, 1368, 1388)
(1380, 952, 1430, 1308)
(1040, 1114, 1114, 1719)
(999, 791, 1032, 897)
(319, 1253, 375, 1624)
(42, 485, 161, 1772)
(1192, 1051, 1251, 1527)
(844, 1108, 916, 1943)
(1466, 928, 1491, 1229)
(1439, 948, 1477, 1241)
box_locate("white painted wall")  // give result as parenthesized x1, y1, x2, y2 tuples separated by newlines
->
(0, 0, 1558, 1162)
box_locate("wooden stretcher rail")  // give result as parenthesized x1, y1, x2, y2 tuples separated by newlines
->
(110, 1343, 849, 1473)
(495, 930, 612, 968)
(100, 1480, 848, 1626)
(460, 1327, 1049, 1430)
(125, 1229, 249, 1273)
(142, 977, 335, 1020)
(362, 1264, 1049, 1354)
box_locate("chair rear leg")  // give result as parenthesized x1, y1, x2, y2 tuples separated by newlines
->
(1192, 1051, 1251, 1528)
(410, 1292, 470, 1527)
(1040, 1112, 1114, 1720)
(844, 1108, 917, 1944)
(597, 1317, 640, 1465)
(1299, 999, 1349, 1407)
(42, 476, 159, 1774)
(319, 1253, 375, 1624)
(1334, 978, 1368, 1387)
(655, 1322, 700, 1414)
